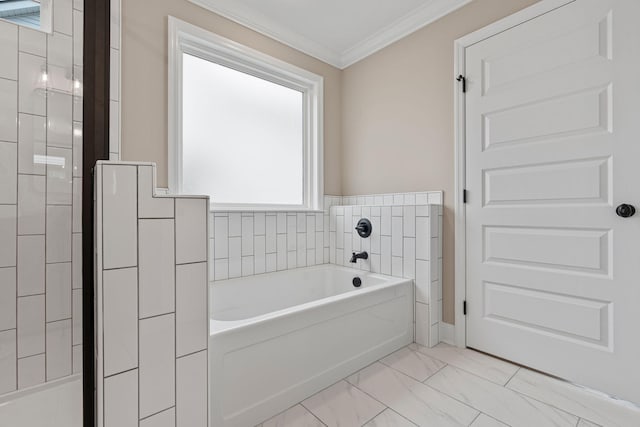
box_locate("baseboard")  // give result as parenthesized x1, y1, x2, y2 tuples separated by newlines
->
(439, 322, 455, 345)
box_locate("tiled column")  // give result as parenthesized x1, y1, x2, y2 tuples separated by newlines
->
(95, 162, 209, 427)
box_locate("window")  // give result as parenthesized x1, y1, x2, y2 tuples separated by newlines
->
(0, 0, 51, 32)
(168, 17, 323, 211)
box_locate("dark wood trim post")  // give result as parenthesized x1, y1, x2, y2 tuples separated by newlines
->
(83, 0, 111, 425)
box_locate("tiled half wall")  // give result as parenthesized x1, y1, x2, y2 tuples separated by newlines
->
(95, 162, 209, 427)
(0, 0, 84, 396)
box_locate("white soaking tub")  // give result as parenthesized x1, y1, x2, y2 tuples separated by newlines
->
(209, 264, 413, 427)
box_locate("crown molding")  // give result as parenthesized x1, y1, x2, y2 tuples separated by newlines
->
(339, 0, 473, 68)
(188, 0, 473, 69)
(188, 0, 343, 67)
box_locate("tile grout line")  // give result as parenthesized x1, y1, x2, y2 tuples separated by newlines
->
(298, 401, 329, 427)
(423, 357, 583, 425)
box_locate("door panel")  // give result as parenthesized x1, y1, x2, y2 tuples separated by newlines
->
(465, 0, 640, 404)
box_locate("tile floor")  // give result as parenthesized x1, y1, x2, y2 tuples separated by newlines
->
(257, 343, 640, 427)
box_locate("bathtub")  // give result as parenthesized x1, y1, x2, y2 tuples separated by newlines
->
(209, 264, 413, 427)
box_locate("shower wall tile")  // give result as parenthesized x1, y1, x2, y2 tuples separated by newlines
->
(71, 233, 82, 289)
(0, 206, 16, 268)
(17, 352, 43, 389)
(73, 8, 83, 63)
(0, 329, 18, 393)
(19, 26, 46, 57)
(0, 80, 17, 142)
(46, 205, 72, 263)
(17, 113, 46, 175)
(53, 0, 73, 36)
(17, 294, 45, 357)
(46, 147, 73, 204)
(45, 262, 72, 322)
(18, 52, 46, 116)
(17, 174, 46, 234)
(45, 319, 72, 380)
(0, 268, 16, 331)
(108, 0, 120, 160)
(72, 344, 82, 374)
(0, 330, 17, 394)
(205, 191, 442, 348)
(0, 142, 17, 203)
(72, 288, 82, 345)
(17, 235, 44, 296)
(95, 162, 208, 427)
(72, 178, 81, 232)
(0, 21, 17, 80)
(0, 7, 83, 398)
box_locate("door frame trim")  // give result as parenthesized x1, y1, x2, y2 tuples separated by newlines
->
(452, 0, 576, 348)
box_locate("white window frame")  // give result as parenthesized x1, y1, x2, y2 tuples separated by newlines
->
(168, 16, 324, 212)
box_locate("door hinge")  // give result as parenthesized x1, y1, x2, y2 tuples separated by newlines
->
(456, 75, 466, 93)
(463, 300, 467, 316)
(463, 189, 468, 203)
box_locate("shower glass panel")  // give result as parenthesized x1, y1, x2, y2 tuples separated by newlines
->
(0, 0, 82, 424)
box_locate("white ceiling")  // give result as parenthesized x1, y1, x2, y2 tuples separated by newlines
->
(188, 0, 472, 69)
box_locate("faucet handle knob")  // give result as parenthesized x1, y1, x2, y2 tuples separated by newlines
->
(355, 218, 372, 238)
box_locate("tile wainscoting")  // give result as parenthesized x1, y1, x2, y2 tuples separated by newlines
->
(207, 192, 441, 282)
(95, 162, 209, 427)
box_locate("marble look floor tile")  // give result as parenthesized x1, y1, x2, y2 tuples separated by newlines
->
(470, 414, 509, 427)
(379, 346, 445, 382)
(347, 362, 478, 427)
(363, 409, 417, 427)
(261, 405, 326, 427)
(506, 368, 640, 427)
(302, 380, 385, 427)
(426, 365, 578, 427)
(410, 343, 518, 385)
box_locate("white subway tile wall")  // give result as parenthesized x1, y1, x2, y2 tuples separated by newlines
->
(95, 162, 209, 427)
(207, 192, 441, 282)
(0, 2, 83, 395)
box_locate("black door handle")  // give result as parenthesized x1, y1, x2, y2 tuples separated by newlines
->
(616, 204, 636, 218)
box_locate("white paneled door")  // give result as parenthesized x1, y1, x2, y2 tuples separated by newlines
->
(464, 0, 640, 404)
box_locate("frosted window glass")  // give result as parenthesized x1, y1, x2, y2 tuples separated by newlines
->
(182, 53, 304, 205)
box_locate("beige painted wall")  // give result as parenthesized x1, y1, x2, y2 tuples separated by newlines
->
(121, 0, 541, 324)
(341, 0, 540, 324)
(120, 0, 343, 194)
